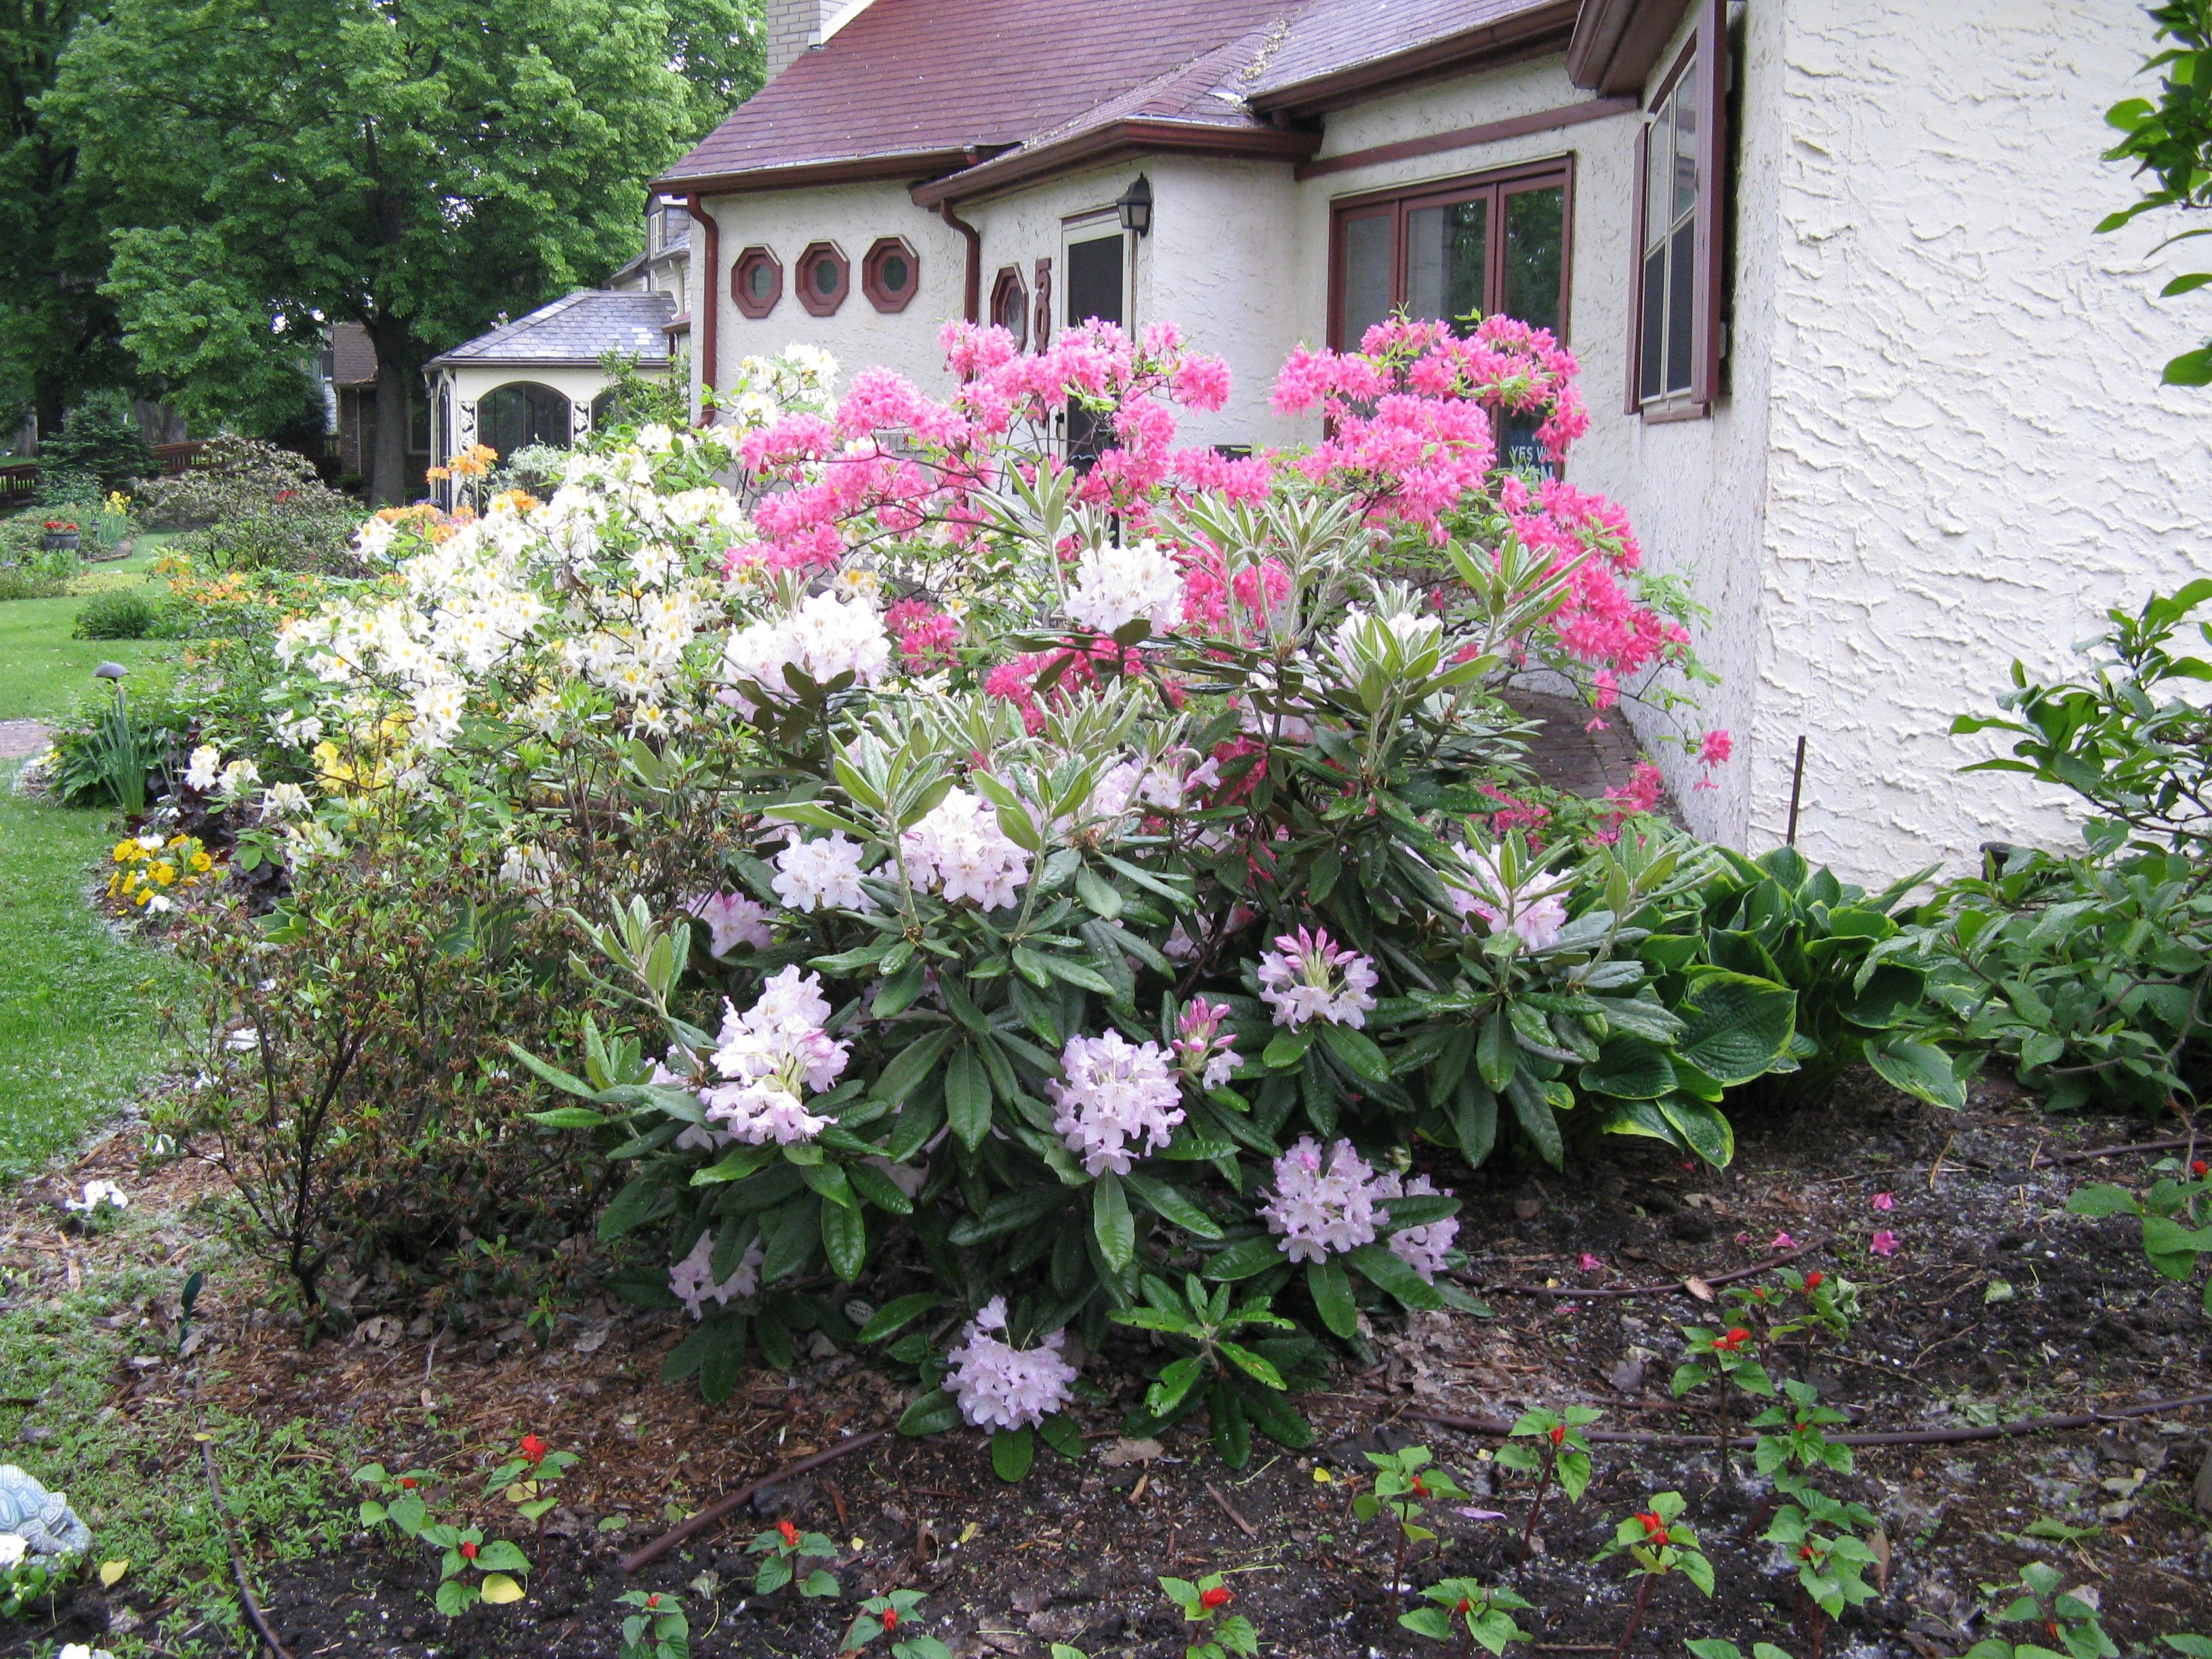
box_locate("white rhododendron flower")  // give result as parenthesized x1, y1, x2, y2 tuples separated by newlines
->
(1259, 1136, 1382, 1263)
(686, 891, 775, 956)
(1047, 1031, 1185, 1176)
(64, 1179, 128, 1214)
(1065, 537, 1183, 636)
(182, 745, 222, 792)
(701, 967, 848, 1145)
(1255, 925, 1378, 1028)
(722, 590, 889, 707)
(772, 834, 874, 912)
(258, 782, 311, 820)
(668, 1230, 762, 1318)
(945, 1296, 1077, 1431)
(1447, 844, 1570, 951)
(901, 788, 1029, 909)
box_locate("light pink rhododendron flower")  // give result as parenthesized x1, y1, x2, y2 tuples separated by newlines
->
(1172, 997, 1240, 1091)
(773, 833, 874, 913)
(1374, 1170, 1459, 1282)
(945, 1296, 1077, 1431)
(669, 1230, 762, 1318)
(1260, 1136, 1382, 1263)
(701, 967, 848, 1145)
(686, 890, 774, 956)
(1048, 1031, 1185, 1176)
(901, 788, 1031, 909)
(1256, 926, 1378, 1029)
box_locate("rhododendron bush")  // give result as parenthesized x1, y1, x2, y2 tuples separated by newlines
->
(239, 321, 1808, 1458)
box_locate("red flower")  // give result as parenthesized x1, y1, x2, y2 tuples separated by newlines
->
(1548, 1423, 1566, 1447)
(459, 1540, 478, 1560)
(1411, 1475, 1428, 1496)
(520, 1433, 547, 1465)
(1635, 1511, 1668, 1544)
(399, 1477, 417, 1488)
(1456, 1598, 1473, 1614)
(1803, 1271, 1823, 1291)
(777, 1519, 799, 1549)
(1199, 1586, 1233, 1610)
(1799, 1544, 1816, 1561)
(882, 1608, 899, 1631)
(1713, 1327, 1751, 1352)
(2193, 1160, 2208, 1178)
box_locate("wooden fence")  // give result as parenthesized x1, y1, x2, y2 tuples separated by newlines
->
(0, 462, 36, 510)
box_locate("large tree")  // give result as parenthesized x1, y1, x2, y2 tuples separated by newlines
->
(0, 0, 134, 443)
(47, 0, 758, 503)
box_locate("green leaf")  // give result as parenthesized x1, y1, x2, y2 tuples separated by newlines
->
(1866, 1040, 1965, 1109)
(2064, 1183, 2142, 1218)
(1262, 1026, 1314, 1069)
(1093, 1172, 1136, 1272)
(1675, 972, 1797, 1085)
(1656, 1096, 1736, 1168)
(800, 1161, 859, 1210)
(874, 1028, 958, 1107)
(527, 1105, 613, 1130)
(1346, 1243, 1443, 1310)
(857, 1293, 939, 1343)
(945, 1042, 994, 1151)
(1122, 1173, 1224, 1237)
(1319, 1023, 1390, 1083)
(821, 1197, 867, 1282)
(1477, 1008, 1515, 1090)
(1579, 1035, 1675, 1101)
(506, 1042, 596, 1101)
(1074, 864, 1123, 919)
(1505, 1069, 1563, 1168)
(1307, 1256, 1358, 1338)
(991, 1427, 1036, 1482)
(473, 1540, 531, 1574)
(1202, 1235, 1288, 1280)
(897, 1387, 964, 1437)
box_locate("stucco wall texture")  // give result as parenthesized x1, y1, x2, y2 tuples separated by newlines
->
(1721, 0, 2212, 882)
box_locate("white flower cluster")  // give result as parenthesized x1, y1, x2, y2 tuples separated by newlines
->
(944, 1296, 1078, 1431)
(1255, 926, 1379, 1029)
(1448, 844, 1568, 951)
(64, 1179, 128, 1215)
(722, 346, 839, 430)
(687, 890, 775, 956)
(1064, 537, 1183, 636)
(900, 788, 1030, 909)
(701, 967, 850, 1145)
(1328, 605, 1443, 673)
(1258, 1136, 1380, 1263)
(722, 590, 890, 710)
(1047, 1032, 1186, 1176)
(1089, 750, 1218, 827)
(772, 834, 875, 913)
(668, 1229, 763, 1319)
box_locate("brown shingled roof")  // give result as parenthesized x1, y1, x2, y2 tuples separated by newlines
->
(656, 0, 1561, 196)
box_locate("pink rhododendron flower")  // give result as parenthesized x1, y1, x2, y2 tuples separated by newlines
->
(901, 787, 1031, 908)
(700, 967, 848, 1145)
(1172, 997, 1239, 1090)
(1374, 1170, 1458, 1282)
(1259, 1136, 1382, 1262)
(685, 890, 774, 956)
(1256, 926, 1378, 1029)
(1869, 1230, 1900, 1257)
(1770, 1231, 1797, 1250)
(668, 1229, 762, 1317)
(1047, 1031, 1185, 1176)
(1870, 1192, 1895, 1211)
(1578, 1252, 1605, 1273)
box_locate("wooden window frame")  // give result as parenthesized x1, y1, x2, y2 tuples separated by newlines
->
(731, 245, 783, 320)
(861, 236, 920, 312)
(990, 265, 1029, 348)
(1626, 0, 1728, 419)
(1325, 154, 1576, 351)
(795, 241, 851, 317)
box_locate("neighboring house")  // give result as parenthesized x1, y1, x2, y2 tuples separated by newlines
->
(653, 0, 2211, 881)
(423, 207, 691, 496)
(327, 322, 431, 491)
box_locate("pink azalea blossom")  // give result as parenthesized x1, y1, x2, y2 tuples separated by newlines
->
(1869, 1230, 1899, 1257)
(1577, 1252, 1604, 1273)
(1870, 1192, 1895, 1212)
(1770, 1231, 1797, 1250)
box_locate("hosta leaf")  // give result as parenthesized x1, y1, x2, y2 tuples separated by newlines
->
(1676, 972, 1796, 1084)
(1579, 1035, 1675, 1101)
(1656, 1096, 1736, 1168)
(1866, 1039, 1965, 1109)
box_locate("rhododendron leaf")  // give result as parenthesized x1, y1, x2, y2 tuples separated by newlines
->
(1216, 1341, 1285, 1391)
(875, 1029, 959, 1107)
(692, 1145, 777, 1185)
(801, 1161, 860, 1211)
(1122, 1174, 1223, 1238)
(1378, 1193, 1458, 1231)
(760, 1196, 822, 1284)
(1504, 1071, 1563, 1169)
(846, 1162, 916, 1216)
(1347, 1243, 1442, 1310)
(598, 1175, 674, 1241)
(992, 1427, 1036, 1482)
(898, 1387, 963, 1437)
(527, 1105, 613, 1130)
(1040, 953, 1115, 996)
(1074, 864, 1123, 919)
(1093, 1173, 1136, 1272)
(1477, 1010, 1516, 1090)
(1307, 1257, 1358, 1338)
(1262, 1027, 1313, 1069)
(1038, 1412, 1086, 1462)
(1011, 945, 1054, 987)
(506, 1043, 597, 1101)
(1202, 1235, 1286, 1280)
(945, 1043, 994, 1151)
(1101, 855, 1195, 906)
(821, 1197, 867, 1283)
(872, 959, 928, 1019)
(1319, 1024, 1389, 1083)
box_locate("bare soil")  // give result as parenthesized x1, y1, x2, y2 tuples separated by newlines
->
(5, 1073, 2209, 1658)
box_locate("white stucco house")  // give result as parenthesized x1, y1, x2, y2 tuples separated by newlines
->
(423, 203, 694, 489)
(652, 0, 2208, 883)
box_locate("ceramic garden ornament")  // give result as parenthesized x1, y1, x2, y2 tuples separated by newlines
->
(0, 1465, 91, 1557)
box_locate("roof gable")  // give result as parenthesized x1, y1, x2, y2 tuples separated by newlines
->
(428, 290, 676, 369)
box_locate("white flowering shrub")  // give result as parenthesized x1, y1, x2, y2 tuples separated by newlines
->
(240, 324, 1809, 1466)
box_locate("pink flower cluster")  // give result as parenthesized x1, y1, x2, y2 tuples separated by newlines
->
(1047, 1031, 1186, 1176)
(1256, 925, 1379, 1029)
(945, 1296, 1078, 1431)
(1257, 1138, 1459, 1282)
(885, 597, 962, 671)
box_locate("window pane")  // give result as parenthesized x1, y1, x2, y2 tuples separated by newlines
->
(1340, 211, 1394, 347)
(1645, 108, 1671, 253)
(1066, 234, 1124, 327)
(1672, 67, 1699, 224)
(1640, 247, 1667, 400)
(1406, 198, 1487, 333)
(1666, 219, 1697, 392)
(1502, 186, 1563, 334)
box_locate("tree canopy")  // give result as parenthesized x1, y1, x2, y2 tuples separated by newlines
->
(12, 0, 758, 494)
(2102, 0, 2212, 384)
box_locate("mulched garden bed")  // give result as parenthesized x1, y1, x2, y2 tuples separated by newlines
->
(5, 1073, 2209, 1658)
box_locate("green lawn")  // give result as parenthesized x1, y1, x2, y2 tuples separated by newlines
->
(0, 531, 188, 1174)
(0, 533, 176, 722)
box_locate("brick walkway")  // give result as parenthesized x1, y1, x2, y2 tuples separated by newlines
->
(1501, 689, 1647, 801)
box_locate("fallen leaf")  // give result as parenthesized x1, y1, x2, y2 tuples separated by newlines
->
(478, 1573, 525, 1605)
(1100, 1437, 1162, 1468)
(1605, 1357, 1646, 1395)
(98, 1559, 128, 1587)
(1868, 1528, 1891, 1591)
(1684, 1276, 1715, 1302)
(957, 1520, 980, 1544)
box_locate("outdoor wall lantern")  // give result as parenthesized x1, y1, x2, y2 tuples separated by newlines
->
(1115, 175, 1153, 237)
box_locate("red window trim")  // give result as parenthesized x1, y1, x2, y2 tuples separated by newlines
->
(990, 264, 1029, 348)
(861, 236, 919, 312)
(1324, 154, 1576, 352)
(731, 245, 782, 320)
(1626, 0, 1729, 419)
(796, 241, 851, 316)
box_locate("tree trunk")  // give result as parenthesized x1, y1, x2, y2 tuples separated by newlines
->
(367, 317, 412, 508)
